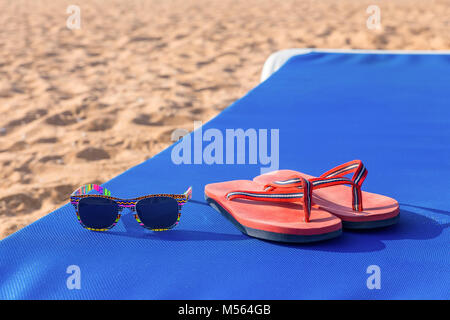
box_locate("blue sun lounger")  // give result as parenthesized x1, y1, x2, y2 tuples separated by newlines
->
(1, 49, 449, 299)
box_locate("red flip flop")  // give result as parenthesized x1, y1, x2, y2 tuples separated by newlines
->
(204, 176, 342, 243)
(253, 160, 400, 229)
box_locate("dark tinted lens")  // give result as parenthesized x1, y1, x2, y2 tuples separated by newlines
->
(136, 197, 179, 229)
(78, 197, 119, 229)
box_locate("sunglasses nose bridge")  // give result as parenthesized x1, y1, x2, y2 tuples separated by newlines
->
(117, 201, 137, 214)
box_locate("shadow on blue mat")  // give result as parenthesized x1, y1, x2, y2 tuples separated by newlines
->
(273, 207, 448, 253)
(107, 228, 249, 241)
(100, 203, 448, 252)
(189, 200, 211, 206)
(104, 212, 249, 241)
(400, 203, 450, 216)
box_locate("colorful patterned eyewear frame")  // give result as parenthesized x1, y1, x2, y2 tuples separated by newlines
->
(70, 184, 192, 232)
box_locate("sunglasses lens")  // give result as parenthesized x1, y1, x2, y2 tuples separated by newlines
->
(136, 197, 179, 230)
(78, 197, 119, 230)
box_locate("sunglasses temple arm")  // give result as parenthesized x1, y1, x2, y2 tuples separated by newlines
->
(183, 186, 193, 202)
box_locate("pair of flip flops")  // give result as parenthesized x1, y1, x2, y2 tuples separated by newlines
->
(205, 160, 399, 243)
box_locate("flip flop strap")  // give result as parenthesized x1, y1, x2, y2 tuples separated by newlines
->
(268, 160, 368, 211)
(226, 177, 313, 222)
(319, 160, 367, 186)
(319, 160, 367, 211)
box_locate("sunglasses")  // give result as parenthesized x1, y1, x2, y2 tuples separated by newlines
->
(70, 184, 192, 232)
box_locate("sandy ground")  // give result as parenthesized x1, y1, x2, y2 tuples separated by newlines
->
(0, 0, 449, 239)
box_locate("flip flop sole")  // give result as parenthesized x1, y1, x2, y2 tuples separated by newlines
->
(205, 194, 342, 243)
(342, 213, 400, 229)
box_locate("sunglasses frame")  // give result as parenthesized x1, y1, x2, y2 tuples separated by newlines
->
(70, 185, 192, 232)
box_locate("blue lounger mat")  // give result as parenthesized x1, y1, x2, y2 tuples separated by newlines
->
(0, 51, 449, 299)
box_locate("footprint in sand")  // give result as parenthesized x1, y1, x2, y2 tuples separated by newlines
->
(5, 141, 28, 152)
(4, 224, 25, 236)
(177, 81, 193, 88)
(0, 193, 42, 216)
(190, 108, 207, 115)
(196, 58, 216, 68)
(89, 60, 108, 67)
(129, 36, 162, 43)
(132, 113, 191, 126)
(154, 43, 167, 50)
(174, 34, 188, 40)
(195, 85, 219, 92)
(132, 114, 153, 126)
(39, 155, 64, 164)
(1, 109, 48, 136)
(35, 137, 58, 144)
(45, 111, 80, 126)
(48, 184, 74, 204)
(76, 147, 110, 161)
(81, 117, 116, 132)
(151, 87, 171, 92)
(158, 129, 179, 144)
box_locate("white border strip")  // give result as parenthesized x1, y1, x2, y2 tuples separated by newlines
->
(260, 48, 450, 83)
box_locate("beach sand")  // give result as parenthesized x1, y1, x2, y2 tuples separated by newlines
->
(0, 0, 449, 239)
